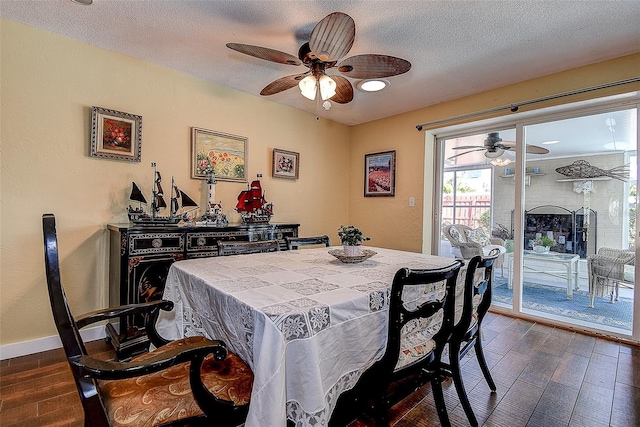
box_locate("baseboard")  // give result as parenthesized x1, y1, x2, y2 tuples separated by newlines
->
(0, 324, 110, 360)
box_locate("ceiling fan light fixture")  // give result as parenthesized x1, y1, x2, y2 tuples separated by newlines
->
(299, 76, 317, 100)
(490, 158, 512, 166)
(318, 74, 336, 100)
(484, 148, 504, 158)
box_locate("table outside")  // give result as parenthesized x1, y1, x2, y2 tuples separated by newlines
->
(506, 250, 580, 299)
(156, 246, 457, 427)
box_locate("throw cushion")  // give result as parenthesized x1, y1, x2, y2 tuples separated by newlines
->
(465, 228, 491, 246)
(448, 226, 464, 243)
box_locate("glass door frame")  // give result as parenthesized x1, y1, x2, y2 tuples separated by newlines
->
(430, 94, 639, 343)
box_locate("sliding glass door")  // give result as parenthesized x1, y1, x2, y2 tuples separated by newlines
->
(434, 98, 638, 341)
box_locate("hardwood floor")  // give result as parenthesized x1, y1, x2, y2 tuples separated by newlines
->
(1, 313, 638, 426)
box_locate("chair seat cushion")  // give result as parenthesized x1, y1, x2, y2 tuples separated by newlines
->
(101, 336, 253, 427)
(395, 313, 441, 371)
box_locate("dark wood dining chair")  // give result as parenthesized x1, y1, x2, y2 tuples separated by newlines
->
(217, 239, 280, 256)
(446, 253, 499, 427)
(357, 260, 464, 427)
(286, 235, 331, 250)
(42, 213, 253, 427)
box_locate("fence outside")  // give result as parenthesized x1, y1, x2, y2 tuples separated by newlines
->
(442, 194, 491, 230)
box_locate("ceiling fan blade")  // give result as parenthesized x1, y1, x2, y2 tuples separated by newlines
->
(337, 54, 411, 79)
(226, 43, 301, 66)
(501, 141, 550, 154)
(329, 75, 354, 104)
(526, 144, 550, 154)
(447, 148, 486, 160)
(309, 12, 355, 62)
(452, 145, 483, 150)
(260, 74, 307, 96)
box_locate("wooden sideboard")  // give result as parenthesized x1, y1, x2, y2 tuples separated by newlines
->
(107, 222, 299, 359)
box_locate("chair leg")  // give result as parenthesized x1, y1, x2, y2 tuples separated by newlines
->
(449, 341, 478, 427)
(474, 334, 497, 392)
(431, 376, 451, 427)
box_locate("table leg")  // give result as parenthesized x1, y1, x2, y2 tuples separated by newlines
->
(507, 254, 513, 290)
(566, 261, 573, 300)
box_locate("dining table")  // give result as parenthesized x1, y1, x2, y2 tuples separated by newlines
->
(155, 245, 460, 427)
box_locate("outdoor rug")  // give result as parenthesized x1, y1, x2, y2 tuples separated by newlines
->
(492, 278, 633, 331)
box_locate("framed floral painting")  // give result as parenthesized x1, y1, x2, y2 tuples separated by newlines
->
(191, 127, 248, 182)
(364, 150, 396, 197)
(272, 148, 299, 179)
(90, 106, 142, 162)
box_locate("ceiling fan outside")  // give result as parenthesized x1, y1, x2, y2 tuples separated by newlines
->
(448, 132, 549, 160)
(226, 12, 411, 104)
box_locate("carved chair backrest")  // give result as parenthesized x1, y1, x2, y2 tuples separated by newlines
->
(286, 235, 331, 250)
(454, 254, 497, 338)
(217, 239, 280, 256)
(377, 260, 463, 376)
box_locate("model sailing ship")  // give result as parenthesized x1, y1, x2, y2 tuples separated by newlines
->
(127, 163, 199, 225)
(235, 174, 273, 224)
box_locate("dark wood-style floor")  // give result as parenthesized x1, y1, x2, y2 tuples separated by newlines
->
(1, 313, 638, 426)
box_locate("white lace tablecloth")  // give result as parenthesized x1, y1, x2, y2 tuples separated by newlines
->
(156, 246, 457, 427)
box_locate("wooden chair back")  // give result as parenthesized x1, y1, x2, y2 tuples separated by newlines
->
(42, 213, 110, 426)
(286, 235, 331, 250)
(217, 239, 280, 256)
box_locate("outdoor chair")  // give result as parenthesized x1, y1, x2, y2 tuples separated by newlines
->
(445, 252, 500, 427)
(286, 235, 331, 249)
(587, 247, 635, 308)
(443, 224, 505, 274)
(356, 260, 464, 427)
(43, 213, 253, 427)
(217, 239, 280, 256)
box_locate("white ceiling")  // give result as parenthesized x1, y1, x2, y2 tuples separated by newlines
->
(2, 0, 639, 126)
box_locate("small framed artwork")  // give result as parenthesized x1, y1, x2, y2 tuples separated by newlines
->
(191, 127, 248, 182)
(90, 106, 142, 162)
(272, 148, 300, 179)
(364, 150, 396, 197)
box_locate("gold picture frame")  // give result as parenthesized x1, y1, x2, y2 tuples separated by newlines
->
(191, 127, 248, 182)
(90, 106, 142, 162)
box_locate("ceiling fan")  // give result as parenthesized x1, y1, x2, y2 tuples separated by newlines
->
(448, 132, 549, 160)
(226, 12, 411, 105)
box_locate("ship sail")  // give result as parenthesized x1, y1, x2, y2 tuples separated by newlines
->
(179, 190, 198, 208)
(129, 182, 147, 204)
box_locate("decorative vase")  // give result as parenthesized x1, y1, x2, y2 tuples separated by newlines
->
(505, 239, 514, 253)
(343, 245, 362, 257)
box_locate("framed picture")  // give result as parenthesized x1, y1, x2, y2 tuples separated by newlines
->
(272, 148, 300, 179)
(191, 127, 248, 182)
(364, 150, 396, 197)
(90, 106, 142, 162)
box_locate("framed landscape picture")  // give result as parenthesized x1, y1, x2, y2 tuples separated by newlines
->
(272, 148, 299, 179)
(191, 127, 248, 182)
(364, 150, 396, 197)
(90, 106, 142, 162)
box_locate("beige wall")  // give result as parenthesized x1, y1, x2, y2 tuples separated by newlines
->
(1, 18, 639, 350)
(350, 53, 640, 254)
(0, 20, 351, 347)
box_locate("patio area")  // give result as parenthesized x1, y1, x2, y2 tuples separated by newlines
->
(491, 264, 635, 333)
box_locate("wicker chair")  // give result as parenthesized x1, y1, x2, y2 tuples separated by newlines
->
(442, 224, 505, 274)
(587, 247, 635, 308)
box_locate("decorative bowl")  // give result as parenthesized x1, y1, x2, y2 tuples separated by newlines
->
(533, 245, 550, 254)
(329, 249, 377, 263)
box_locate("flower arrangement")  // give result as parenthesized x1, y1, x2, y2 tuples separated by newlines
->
(533, 235, 556, 247)
(338, 225, 371, 246)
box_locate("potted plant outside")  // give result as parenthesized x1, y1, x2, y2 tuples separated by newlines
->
(532, 235, 556, 253)
(338, 225, 370, 257)
(492, 223, 514, 253)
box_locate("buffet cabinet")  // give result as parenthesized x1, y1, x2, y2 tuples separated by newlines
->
(107, 222, 299, 359)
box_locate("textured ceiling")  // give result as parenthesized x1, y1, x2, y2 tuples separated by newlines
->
(1, 0, 639, 126)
